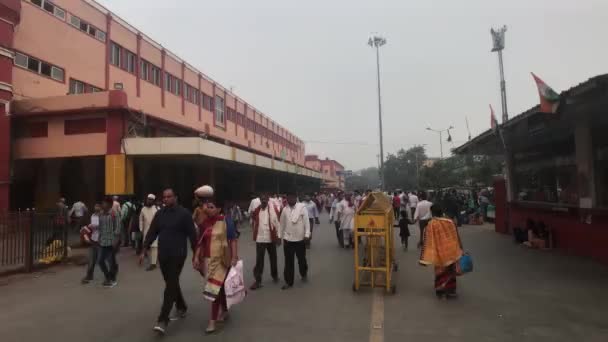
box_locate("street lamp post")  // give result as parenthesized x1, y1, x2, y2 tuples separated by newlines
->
(426, 126, 453, 159)
(368, 34, 387, 190)
(491, 26, 509, 123)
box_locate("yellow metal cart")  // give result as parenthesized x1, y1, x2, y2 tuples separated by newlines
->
(352, 192, 397, 294)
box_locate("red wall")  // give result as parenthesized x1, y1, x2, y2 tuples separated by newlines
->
(507, 204, 608, 264)
(0, 0, 19, 211)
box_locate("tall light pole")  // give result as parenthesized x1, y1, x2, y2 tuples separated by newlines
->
(426, 126, 453, 159)
(491, 26, 509, 123)
(368, 34, 387, 190)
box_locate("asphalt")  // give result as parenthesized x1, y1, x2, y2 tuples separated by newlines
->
(1, 213, 607, 342)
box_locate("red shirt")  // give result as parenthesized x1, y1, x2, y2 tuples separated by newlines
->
(393, 196, 401, 208)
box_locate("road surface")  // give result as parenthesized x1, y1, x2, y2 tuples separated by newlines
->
(1, 213, 607, 341)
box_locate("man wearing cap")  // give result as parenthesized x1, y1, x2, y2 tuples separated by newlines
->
(139, 194, 159, 271)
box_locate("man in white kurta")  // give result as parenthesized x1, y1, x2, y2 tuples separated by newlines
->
(279, 194, 310, 290)
(139, 194, 159, 271)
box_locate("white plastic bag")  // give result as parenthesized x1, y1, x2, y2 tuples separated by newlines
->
(224, 260, 246, 309)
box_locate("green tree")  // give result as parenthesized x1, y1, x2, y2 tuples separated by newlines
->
(383, 145, 428, 190)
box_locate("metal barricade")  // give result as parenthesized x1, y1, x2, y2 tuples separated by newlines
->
(0, 211, 67, 274)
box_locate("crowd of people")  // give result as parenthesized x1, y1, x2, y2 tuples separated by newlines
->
(69, 186, 476, 335)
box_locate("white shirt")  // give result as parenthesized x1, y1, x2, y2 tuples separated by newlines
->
(89, 213, 100, 242)
(139, 205, 158, 247)
(257, 208, 272, 243)
(408, 194, 419, 208)
(248, 198, 261, 215)
(69, 201, 88, 217)
(304, 201, 319, 219)
(337, 200, 355, 230)
(279, 204, 311, 242)
(414, 200, 433, 221)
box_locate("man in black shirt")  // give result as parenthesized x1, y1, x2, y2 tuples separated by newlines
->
(140, 188, 197, 335)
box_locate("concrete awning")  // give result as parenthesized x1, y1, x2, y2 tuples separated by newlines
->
(122, 137, 322, 179)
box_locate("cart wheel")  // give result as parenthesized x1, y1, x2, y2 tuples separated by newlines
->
(393, 263, 399, 272)
(352, 283, 358, 292)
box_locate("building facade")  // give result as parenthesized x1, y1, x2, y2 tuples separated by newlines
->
(305, 155, 345, 191)
(0, 0, 319, 210)
(455, 74, 608, 264)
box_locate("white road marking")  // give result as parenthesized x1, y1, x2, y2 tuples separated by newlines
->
(369, 289, 384, 342)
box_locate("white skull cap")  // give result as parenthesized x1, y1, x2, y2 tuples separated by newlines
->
(194, 185, 214, 198)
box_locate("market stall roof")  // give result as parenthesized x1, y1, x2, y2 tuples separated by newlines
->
(454, 74, 608, 155)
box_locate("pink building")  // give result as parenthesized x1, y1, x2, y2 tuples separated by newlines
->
(0, 0, 320, 210)
(305, 155, 345, 191)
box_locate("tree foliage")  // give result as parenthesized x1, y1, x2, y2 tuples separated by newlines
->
(370, 145, 503, 190)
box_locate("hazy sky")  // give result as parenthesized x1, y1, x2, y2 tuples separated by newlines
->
(99, 0, 608, 170)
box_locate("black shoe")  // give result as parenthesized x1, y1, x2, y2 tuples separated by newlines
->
(81, 277, 92, 284)
(272, 277, 279, 284)
(281, 284, 292, 290)
(153, 321, 168, 335)
(170, 308, 187, 321)
(145, 264, 157, 272)
(102, 280, 116, 288)
(249, 282, 263, 290)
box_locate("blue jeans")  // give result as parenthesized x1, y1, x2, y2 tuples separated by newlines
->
(98, 246, 118, 282)
(85, 244, 100, 280)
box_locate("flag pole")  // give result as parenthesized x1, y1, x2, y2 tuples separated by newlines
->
(491, 26, 509, 123)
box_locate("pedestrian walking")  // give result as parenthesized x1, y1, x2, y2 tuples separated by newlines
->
(337, 193, 355, 249)
(139, 194, 159, 271)
(80, 203, 101, 284)
(419, 205, 463, 299)
(192, 190, 239, 334)
(329, 192, 344, 248)
(303, 195, 319, 249)
(98, 197, 121, 288)
(398, 210, 410, 250)
(140, 188, 198, 335)
(69, 199, 88, 233)
(226, 200, 242, 238)
(392, 192, 401, 220)
(279, 193, 310, 290)
(413, 192, 433, 249)
(120, 197, 136, 247)
(249, 194, 280, 290)
(408, 191, 419, 221)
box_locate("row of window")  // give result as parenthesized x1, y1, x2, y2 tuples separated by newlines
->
(30, 0, 65, 20)
(110, 42, 136, 74)
(70, 14, 106, 42)
(28, 0, 107, 42)
(14, 52, 64, 82)
(140, 59, 161, 86)
(69, 78, 102, 94)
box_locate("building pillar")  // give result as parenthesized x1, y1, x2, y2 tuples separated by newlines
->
(0, 1, 20, 210)
(575, 119, 595, 208)
(250, 171, 256, 193)
(35, 159, 62, 209)
(0, 101, 10, 211)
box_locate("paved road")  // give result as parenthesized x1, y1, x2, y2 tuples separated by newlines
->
(1, 214, 608, 341)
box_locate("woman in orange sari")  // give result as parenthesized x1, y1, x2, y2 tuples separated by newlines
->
(192, 196, 239, 334)
(419, 204, 463, 299)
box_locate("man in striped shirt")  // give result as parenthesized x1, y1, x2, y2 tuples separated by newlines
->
(98, 197, 122, 288)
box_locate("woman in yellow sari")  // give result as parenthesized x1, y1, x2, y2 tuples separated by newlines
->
(193, 198, 239, 334)
(419, 204, 463, 299)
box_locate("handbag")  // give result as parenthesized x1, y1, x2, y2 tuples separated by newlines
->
(455, 252, 473, 276)
(225, 260, 246, 309)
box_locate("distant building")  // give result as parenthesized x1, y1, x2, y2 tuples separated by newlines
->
(422, 158, 440, 168)
(305, 155, 345, 191)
